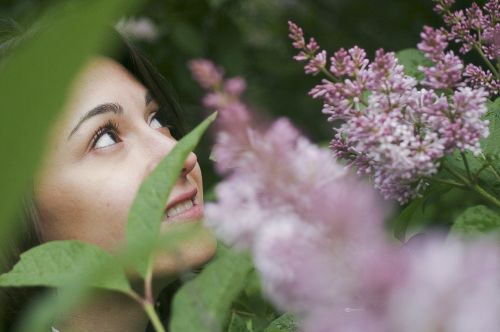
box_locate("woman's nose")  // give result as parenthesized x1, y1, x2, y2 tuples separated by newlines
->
(142, 131, 198, 180)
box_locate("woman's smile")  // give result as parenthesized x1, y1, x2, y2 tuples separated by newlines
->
(163, 187, 204, 223)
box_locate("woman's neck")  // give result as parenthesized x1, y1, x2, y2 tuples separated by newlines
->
(54, 278, 174, 332)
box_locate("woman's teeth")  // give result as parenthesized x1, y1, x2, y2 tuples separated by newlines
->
(166, 199, 194, 218)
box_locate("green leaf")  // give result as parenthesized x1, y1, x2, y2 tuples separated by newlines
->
(263, 314, 298, 332)
(169, 245, 253, 332)
(451, 205, 500, 237)
(0, 241, 130, 293)
(0, 0, 139, 243)
(0, 1, 143, 330)
(482, 97, 500, 157)
(392, 197, 424, 242)
(440, 150, 500, 195)
(126, 112, 217, 277)
(396, 48, 432, 81)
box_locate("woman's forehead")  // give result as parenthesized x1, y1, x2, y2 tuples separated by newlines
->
(62, 57, 147, 126)
(70, 56, 144, 104)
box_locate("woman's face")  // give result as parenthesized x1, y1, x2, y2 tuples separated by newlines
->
(35, 57, 216, 276)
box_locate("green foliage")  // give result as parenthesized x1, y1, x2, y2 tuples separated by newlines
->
(451, 205, 500, 238)
(0, 0, 142, 329)
(126, 112, 217, 277)
(0, 241, 130, 293)
(169, 245, 253, 332)
(396, 48, 432, 81)
(483, 98, 500, 157)
(263, 314, 298, 332)
(227, 312, 250, 332)
(0, 0, 139, 242)
(231, 269, 280, 331)
(391, 197, 424, 242)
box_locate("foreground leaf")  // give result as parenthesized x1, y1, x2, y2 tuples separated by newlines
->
(169, 245, 253, 332)
(126, 112, 217, 277)
(0, 241, 130, 294)
(0, 0, 137, 241)
(451, 205, 500, 238)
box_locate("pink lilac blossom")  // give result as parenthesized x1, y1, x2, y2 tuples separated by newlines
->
(386, 237, 500, 332)
(426, 0, 500, 95)
(419, 52, 463, 89)
(190, 59, 500, 332)
(115, 17, 159, 42)
(417, 26, 448, 62)
(289, 21, 490, 203)
(190, 59, 394, 330)
(188, 59, 223, 90)
(463, 63, 500, 93)
(435, 0, 500, 60)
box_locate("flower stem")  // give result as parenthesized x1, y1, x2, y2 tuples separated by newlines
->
(443, 164, 500, 208)
(144, 258, 154, 304)
(473, 44, 500, 79)
(428, 177, 466, 189)
(319, 66, 338, 82)
(126, 288, 165, 332)
(489, 164, 500, 181)
(460, 152, 472, 182)
(143, 302, 166, 332)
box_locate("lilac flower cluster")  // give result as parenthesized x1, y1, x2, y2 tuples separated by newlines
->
(189, 58, 393, 325)
(189, 59, 500, 332)
(430, 0, 500, 94)
(289, 20, 490, 203)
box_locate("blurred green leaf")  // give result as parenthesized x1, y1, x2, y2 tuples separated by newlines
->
(396, 48, 431, 81)
(0, 0, 143, 329)
(126, 112, 217, 277)
(451, 205, 500, 238)
(263, 313, 298, 332)
(0, 241, 130, 293)
(169, 245, 253, 332)
(0, 0, 139, 241)
(13, 275, 93, 332)
(483, 98, 500, 157)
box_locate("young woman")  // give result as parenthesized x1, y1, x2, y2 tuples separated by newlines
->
(0, 26, 217, 332)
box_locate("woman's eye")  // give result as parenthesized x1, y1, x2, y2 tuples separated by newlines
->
(94, 132, 118, 149)
(90, 120, 121, 151)
(149, 111, 168, 130)
(150, 115, 163, 129)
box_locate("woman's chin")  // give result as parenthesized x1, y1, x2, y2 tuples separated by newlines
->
(151, 222, 217, 278)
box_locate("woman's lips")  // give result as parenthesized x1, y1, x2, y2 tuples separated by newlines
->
(163, 203, 203, 224)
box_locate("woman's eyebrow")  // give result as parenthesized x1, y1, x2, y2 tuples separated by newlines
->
(67, 103, 123, 140)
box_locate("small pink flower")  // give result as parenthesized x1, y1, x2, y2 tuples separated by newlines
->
(188, 59, 224, 89)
